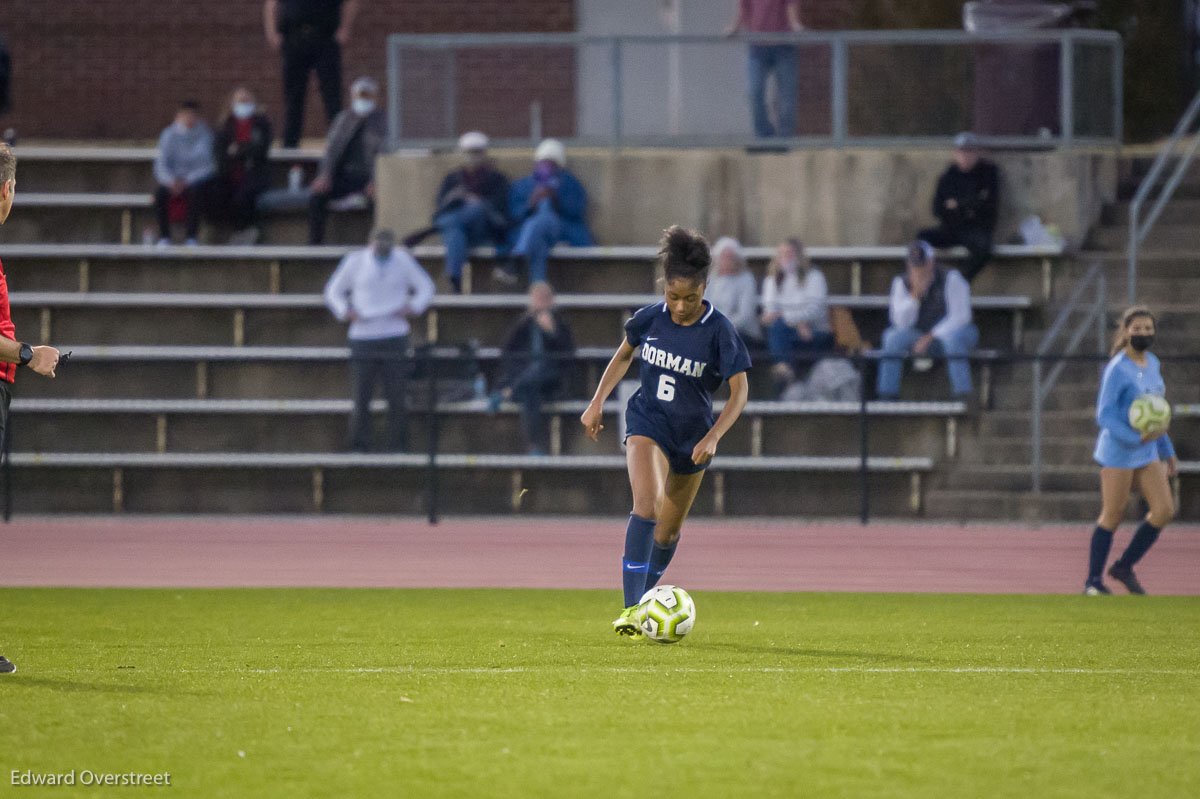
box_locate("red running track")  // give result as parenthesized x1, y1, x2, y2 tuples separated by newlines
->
(1, 517, 1197, 594)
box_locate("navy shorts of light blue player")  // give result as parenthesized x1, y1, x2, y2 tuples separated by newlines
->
(580, 226, 752, 636)
(1083, 305, 1177, 596)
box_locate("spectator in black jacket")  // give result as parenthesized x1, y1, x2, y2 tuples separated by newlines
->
(264, 0, 358, 148)
(919, 132, 1000, 283)
(435, 132, 511, 293)
(211, 87, 273, 244)
(490, 282, 575, 455)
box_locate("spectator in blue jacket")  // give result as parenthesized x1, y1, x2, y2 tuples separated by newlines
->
(153, 100, 216, 246)
(500, 139, 594, 286)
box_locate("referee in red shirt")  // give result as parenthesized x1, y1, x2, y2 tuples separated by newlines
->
(0, 143, 62, 675)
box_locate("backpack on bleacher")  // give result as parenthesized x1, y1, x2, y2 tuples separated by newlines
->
(782, 358, 861, 402)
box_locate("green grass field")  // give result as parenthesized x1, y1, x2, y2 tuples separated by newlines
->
(1, 588, 1198, 798)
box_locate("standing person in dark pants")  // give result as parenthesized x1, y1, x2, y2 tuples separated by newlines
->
(264, 0, 358, 148)
(0, 142, 65, 675)
(490, 282, 575, 455)
(324, 229, 436, 452)
(727, 0, 804, 138)
(308, 76, 385, 244)
(919, 132, 1000, 283)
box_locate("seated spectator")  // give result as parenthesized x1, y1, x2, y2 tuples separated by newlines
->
(210, 87, 273, 245)
(502, 139, 594, 286)
(490, 282, 575, 455)
(153, 100, 216, 246)
(760, 238, 833, 397)
(919, 132, 999, 283)
(435, 131, 511, 293)
(323, 228, 436, 452)
(876, 240, 979, 400)
(706, 237, 762, 346)
(308, 76, 385, 245)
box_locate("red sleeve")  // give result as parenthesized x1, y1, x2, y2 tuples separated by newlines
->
(0, 260, 15, 383)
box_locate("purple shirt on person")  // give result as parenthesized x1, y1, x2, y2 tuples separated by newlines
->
(739, 0, 799, 32)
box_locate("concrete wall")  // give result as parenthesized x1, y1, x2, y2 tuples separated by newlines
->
(375, 147, 1117, 247)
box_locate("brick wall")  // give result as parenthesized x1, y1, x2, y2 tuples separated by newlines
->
(0, 0, 574, 141)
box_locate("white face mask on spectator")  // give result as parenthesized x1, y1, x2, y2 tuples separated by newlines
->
(352, 97, 376, 116)
(233, 102, 256, 120)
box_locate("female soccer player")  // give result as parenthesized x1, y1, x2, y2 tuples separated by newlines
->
(1084, 305, 1177, 595)
(581, 226, 751, 635)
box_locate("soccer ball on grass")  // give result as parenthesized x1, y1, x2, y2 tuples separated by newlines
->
(638, 585, 695, 644)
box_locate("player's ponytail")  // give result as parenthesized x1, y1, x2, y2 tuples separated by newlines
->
(659, 225, 711, 285)
(1110, 305, 1155, 356)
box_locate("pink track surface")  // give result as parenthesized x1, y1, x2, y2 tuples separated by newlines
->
(1, 517, 1198, 594)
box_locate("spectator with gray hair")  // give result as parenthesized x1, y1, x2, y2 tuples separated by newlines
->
(501, 139, 594, 286)
(308, 76, 384, 244)
(706, 236, 762, 345)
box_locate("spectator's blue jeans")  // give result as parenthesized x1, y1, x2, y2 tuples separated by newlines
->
(508, 363, 560, 454)
(436, 201, 493, 280)
(876, 324, 979, 398)
(767, 318, 834, 366)
(748, 45, 798, 138)
(513, 199, 562, 284)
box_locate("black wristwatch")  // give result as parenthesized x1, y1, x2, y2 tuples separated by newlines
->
(17, 342, 33, 366)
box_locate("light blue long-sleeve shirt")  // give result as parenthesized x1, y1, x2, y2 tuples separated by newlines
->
(153, 122, 216, 186)
(1093, 351, 1175, 469)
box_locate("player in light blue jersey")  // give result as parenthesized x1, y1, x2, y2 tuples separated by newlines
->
(581, 226, 752, 636)
(1084, 306, 1177, 595)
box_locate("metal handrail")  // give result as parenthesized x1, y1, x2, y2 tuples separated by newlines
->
(1031, 261, 1106, 494)
(1127, 88, 1200, 304)
(385, 29, 1122, 151)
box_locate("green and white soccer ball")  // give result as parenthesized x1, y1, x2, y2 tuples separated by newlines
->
(638, 585, 695, 644)
(1129, 394, 1171, 435)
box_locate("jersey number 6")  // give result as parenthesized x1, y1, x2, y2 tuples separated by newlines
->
(656, 374, 675, 402)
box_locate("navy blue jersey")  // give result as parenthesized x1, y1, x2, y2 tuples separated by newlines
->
(623, 301, 752, 435)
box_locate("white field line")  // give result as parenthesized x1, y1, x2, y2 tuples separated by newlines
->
(141, 666, 1200, 676)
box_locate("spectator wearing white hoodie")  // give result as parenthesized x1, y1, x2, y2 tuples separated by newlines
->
(153, 100, 216, 246)
(324, 228, 437, 452)
(760, 237, 832, 395)
(706, 237, 762, 345)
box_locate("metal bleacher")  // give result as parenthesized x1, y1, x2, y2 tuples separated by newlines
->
(0, 147, 1066, 517)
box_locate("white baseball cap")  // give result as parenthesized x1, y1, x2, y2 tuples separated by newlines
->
(458, 131, 489, 152)
(534, 138, 566, 166)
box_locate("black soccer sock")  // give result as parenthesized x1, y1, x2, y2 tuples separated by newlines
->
(621, 514, 656, 608)
(643, 540, 678, 593)
(1087, 526, 1114, 583)
(1116, 520, 1161, 568)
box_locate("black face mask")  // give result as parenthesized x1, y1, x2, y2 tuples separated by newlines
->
(1129, 334, 1154, 352)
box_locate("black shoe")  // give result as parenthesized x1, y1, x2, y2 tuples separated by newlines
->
(1083, 580, 1111, 596)
(1108, 562, 1146, 595)
(0, 656, 16, 674)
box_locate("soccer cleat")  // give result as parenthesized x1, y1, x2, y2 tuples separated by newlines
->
(0, 656, 16, 674)
(1083, 580, 1112, 596)
(612, 605, 644, 638)
(1108, 562, 1147, 595)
